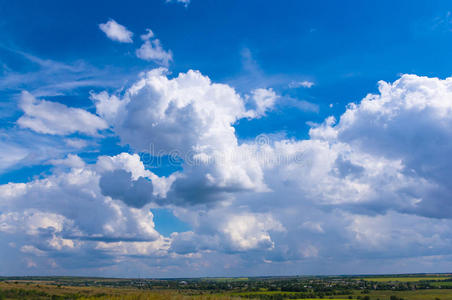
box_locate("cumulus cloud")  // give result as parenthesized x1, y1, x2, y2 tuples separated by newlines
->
(168, 210, 284, 254)
(337, 75, 452, 183)
(221, 214, 284, 252)
(136, 30, 173, 66)
(305, 75, 452, 218)
(0, 153, 171, 273)
(92, 68, 247, 153)
(17, 92, 108, 136)
(90, 70, 452, 222)
(6, 71, 452, 275)
(91, 69, 270, 205)
(99, 19, 133, 43)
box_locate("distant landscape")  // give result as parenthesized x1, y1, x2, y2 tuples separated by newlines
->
(2, 274, 452, 299)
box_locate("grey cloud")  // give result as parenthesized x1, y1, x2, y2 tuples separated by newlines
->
(99, 169, 155, 208)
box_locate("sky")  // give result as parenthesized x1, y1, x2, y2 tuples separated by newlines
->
(1, 0, 452, 277)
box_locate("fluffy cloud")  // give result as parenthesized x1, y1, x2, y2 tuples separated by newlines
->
(306, 75, 452, 218)
(169, 209, 284, 255)
(136, 30, 173, 66)
(91, 69, 270, 205)
(250, 88, 279, 117)
(17, 92, 108, 136)
(99, 19, 133, 43)
(5, 71, 452, 275)
(221, 213, 284, 252)
(337, 75, 452, 184)
(0, 154, 161, 242)
(92, 68, 248, 153)
(0, 153, 171, 273)
(90, 70, 452, 239)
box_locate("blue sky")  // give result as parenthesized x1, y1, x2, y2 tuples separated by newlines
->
(2, 0, 452, 277)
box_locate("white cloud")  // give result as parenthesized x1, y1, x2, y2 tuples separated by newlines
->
(289, 80, 315, 88)
(160, 73, 452, 270)
(91, 68, 248, 154)
(99, 19, 133, 43)
(307, 75, 452, 218)
(136, 40, 173, 66)
(250, 88, 278, 117)
(221, 214, 284, 252)
(136, 30, 173, 66)
(6, 71, 452, 275)
(91, 69, 270, 205)
(90, 69, 452, 233)
(50, 154, 85, 169)
(17, 91, 108, 136)
(140, 29, 155, 41)
(168, 210, 284, 254)
(0, 154, 170, 272)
